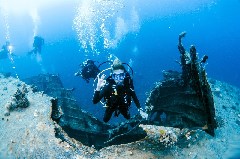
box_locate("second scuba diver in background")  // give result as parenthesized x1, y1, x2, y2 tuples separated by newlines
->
(28, 36, 44, 55)
(74, 59, 100, 83)
(0, 41, 12, 60)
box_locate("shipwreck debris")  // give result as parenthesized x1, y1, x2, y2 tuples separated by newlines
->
(146, 32, 217, 136)
(24, 74, 147, 149)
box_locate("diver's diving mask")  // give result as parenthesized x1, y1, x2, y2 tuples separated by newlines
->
(112, 72, 126, 81)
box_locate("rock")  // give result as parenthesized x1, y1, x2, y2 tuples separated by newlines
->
(4, 111, 10, 116)
(236, 120, 240, 126)
(127, 150, 133, 155)
(232, 106, 237, 110)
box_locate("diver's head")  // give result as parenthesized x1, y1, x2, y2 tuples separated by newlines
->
(86, 59, 94, 65)
(111, 58, 126, 83)
(112, 58, 125, 70)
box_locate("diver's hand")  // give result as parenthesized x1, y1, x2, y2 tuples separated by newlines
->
(138, 108, 148, 119)
(96, 74, 106, 91)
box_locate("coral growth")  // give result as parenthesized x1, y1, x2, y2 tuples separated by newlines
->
(4, 84, 29, 116)
(140, 125, 178, 148)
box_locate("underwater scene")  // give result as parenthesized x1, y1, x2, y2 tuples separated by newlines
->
(0, 0, 240, 158)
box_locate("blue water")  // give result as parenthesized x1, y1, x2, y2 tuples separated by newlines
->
(0, 0, 240, 123)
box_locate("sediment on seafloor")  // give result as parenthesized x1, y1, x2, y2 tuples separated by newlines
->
(0, 73, 240, 158)
(0, 74, 95, 158)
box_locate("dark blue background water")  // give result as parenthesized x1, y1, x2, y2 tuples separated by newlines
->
(1, 0, 240, 124)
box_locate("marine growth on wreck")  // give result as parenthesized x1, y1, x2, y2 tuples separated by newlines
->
(146, 32, 217, 136)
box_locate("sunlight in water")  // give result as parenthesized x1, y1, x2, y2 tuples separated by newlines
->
(0, 3, 20, 78)
(29, 8, 40, 37)
(0, 6, 10, 42)
(73, 0, 140, 55)
(0, 0, 64, 15)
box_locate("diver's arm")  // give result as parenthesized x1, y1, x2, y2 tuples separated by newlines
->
(92, 90, 103, 104)
(129, 80, 141, 109)
(93, 74, 107, 104)
(92, 86, 104, 104)
(131, 89, 140, 108)
(93, 84, 109, 104)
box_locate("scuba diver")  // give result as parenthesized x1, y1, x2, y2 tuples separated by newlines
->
(28, 36, 44, 55)
(74, 59, 100, 83)
(0, 41, 11, 59)
(92, 58, 145, 123)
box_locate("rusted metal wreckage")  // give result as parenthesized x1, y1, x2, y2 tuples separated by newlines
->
(146, 32, 217, 136)
(24, 32, 216, 149)
(24, 74, 146, 149)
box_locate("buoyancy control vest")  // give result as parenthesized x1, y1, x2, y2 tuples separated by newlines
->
(104, 73, 132, 109)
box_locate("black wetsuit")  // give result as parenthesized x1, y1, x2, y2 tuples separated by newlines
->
(29, 36, 44, 55)
(93, 73, 140, 123)
(81, 61, 100, 83)
(33, 36, 44, 53)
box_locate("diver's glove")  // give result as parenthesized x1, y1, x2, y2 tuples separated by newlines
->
(138, 108, 148, 119)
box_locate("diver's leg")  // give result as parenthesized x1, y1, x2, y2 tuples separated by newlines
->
(119, 106, 130, 120)
(103, 107, 115, 123)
